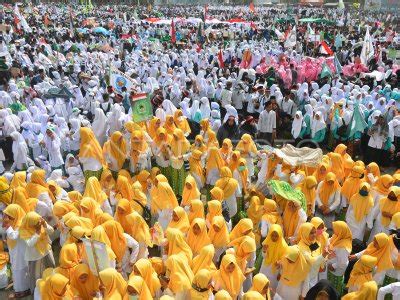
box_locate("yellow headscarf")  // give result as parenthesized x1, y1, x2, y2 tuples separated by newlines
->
(347, 255, 378, 288)
(210, 187, 224, 202)
(230, 218, 254, 241)
(192, 135, 208, 153)
(102, 220, 127, 264)
(164, 115, 177, 135)
(150, 179, 178, 213)
(341, 165, 365, 202)
(79, 197, 102, 224)
(19, 211, 50, 255)
(280, 245, 311, 287)
(262, 224, 288, 273)
(148, 117, 161, 139)
(342, 281, 378, 300)
(249, 273, 271, 300)
(83, 176, 108, 205)
(103, 131, 127, 169)
(79, 127, 104, 164)
(206, 147, 225, 174)
(242, 291, 264, 300)
(209, 216, 230, 248)
(100, 169, 115, 197)
(181, 175, 201, 206)
(174, 109, 191, 135)
(215, 290, 233, 300)
(246, 196, 263, 228)
(114, 198, 133, 232)
(206, 200, 222, 225)
(26, 169, 51, 199)
(297, 222, 318, 251)
(392, 212, 400, 229)
(220, 138, 233, 163)
(230, 235, 257, 272)
(349, 182, 374, 222)
(364, 233, 394, 272)
(188, 199, 205, 224)
(261, 199, 282, 225)
(366, 162, 380, 185)
(318, 172, 341, 206)
(56, 243, 79, 280)
(215, 167, 239, 199)
(298, 176, 317, 216)
(41, 273, 73, 300)
(91, 226, 116, 261)
(130, 130, 148, 164)
(126, 212, 153, 247)
(310, 217, 329, 250)
(212, 254, 245, 299)
(70, 263, 99, 300)
(64, 215, 93, 232)
(187, 218, 212, 255)
(98, 268, 128, 300)
(166, 228, 193, 263)
(282, 200, 301, 239)
(133, 259, 161, 297)
(165, 253, 194, 293)
(3, 204, 25, 249)
(135, 170, 150, 193)
(189, 149, 205, 185)
(379, 186, 400, 226)
(237, 158, 249, 193)
(327, 152, 345, 182)
(12, 186, 35, 213)
(168, 206, 190, 234)
(127, 275, 152, 300)
(170, 128, 190, 157)
(329, 221, 352, 253)
(313, 162, 330, 183)
(373, 174, 394, 195)
(0, 178, 12, 205)
(228, 151, 241, 173)
(191, 244, 217, 275)
(207, 130, 219, 148)
(131, 181, 147, 213)
(236, 134, 257, 156)
(115, 175, 134, 202)
(10, 171, 26, 188)
(52, 201, 79, 219)
(190, 269, 213, 300)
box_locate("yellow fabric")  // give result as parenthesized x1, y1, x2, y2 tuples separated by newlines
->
(267, 154, 279, 180)
(188, 199, 205, 224)
(3, 204, 25, 249)
(10, 171, 26, 188)
(366, 162, 380, 185)
(56, 243, 79, 280)
(26, 169, 51, 199)
(165, 253, 194, 293)
(238, 158, 249, 193)
(47, 180, 62, 201)
(132, 181, 147, 212)
(236, 134, 258, 156)
(190, 269, 213, 300)
(261, 199, 282, 225)
(189, 149, 205, 185)
(130, 130, 149, 164)
(341, 165, 365, 202)
(282, 201, 301, 239)
(84, 176, 108, 205)
(246, 196, 263, 227)
(12, 187, 33, 213)
(280, 245, 311, 287)
(187, 218, 212, 255)
(168, 206, 190, 234)
(64, 215, 93, 232)
(329, 221, 352, 253)
(313, 162, 330, 183)
(212, 254, 245, 299)
(19, 211, 50, 255)
(164, 115, 177, 135)
(249, 273, 271, 300)
(100, 169, 116, 197)
(318, 172, 341, 206)
(228, 151, 241, 173)
(206, 200, 222, 225)
(191, 135, 208, 153)
(115, 175, 134, 202)
(207, 130, 219, 148)
(135, 169, 150, 194)
(364, 233, 394, 272)
(126, 212, 153, 247)
(215, 290, 233, 300)
(392, 212, 400, 229)
(297, 222, 317, 250)
(342, 281, 378, 300)
(174, 109, 191, 135)
(79, 127, 104, 164)
(53, 201, 79, 220)
(374, 174, 394, 195)
(297, 176, 317, 216)
(0, 177, 12, 206)
(349, 182, 374, 222)
(103, 131, 127, 169)
(310, 217, 329, 250)
(114, 198, 133, 233)
(327, 152, 345, 182)
(70, 263, 99, 300)
(98, 268, 128, 300)
(91, 226, 116, 261)
(150, 179, 178, 213)
(128, 275, 152, 300)
(262, 224, 288, 273)
(242, 291, 264, 300)
(229, 218, 254, 242)
(206, 147, 225, 175)
(148, 117, 161, 139)
(170, 128, 190, 157)
(220, 139, 233, 163)
(133, 259, 161, 297)
(166, 228, 193, 263)
(379, 186, 400, 226)
(347, 255, 377, 288)
(215, 167, 239, 199)
(102, 220, 127, 264)
(182, 175, 201, 206)
(79, 197, 102, 224)
(41, 273, 73, 300)
(230, 235, 256, 272)
(191, 244, 217, 275)
(210, 187, 224, 202)
(208, 216, 230, 248)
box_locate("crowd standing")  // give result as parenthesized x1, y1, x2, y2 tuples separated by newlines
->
(0, 2, 399, 300)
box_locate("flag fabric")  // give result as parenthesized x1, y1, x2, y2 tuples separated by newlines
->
(320, 41, 334, 56)
(284, 26, 296, 48)
(14, 4, 31, 33)
(249, 2, 255, 13)
(110, 68, 136, 94)
(320, 62, 333, 79)
(360, 26, 374, 65)
(170, 19, 176, 44)
(274, 27, 284, 41)
(338, 0, 345, 9)
(130, 93, 153, 123)
(348, 102, 368, 139)
(334, 53, 343, 76)
(218, 49, 225, 68)
(268, 180, 307, 212)
(240, 49, 252, 69)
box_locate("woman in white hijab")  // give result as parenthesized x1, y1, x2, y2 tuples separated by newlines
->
(92, 108, 108, 146)
(108, 104, 124, 134)
(291, 111, 304, 143)
(223, 105, 239, 124)
(10, 131, 30, 171)
(67, 119, 81, 155)
(199, 97, 211, 119)
(161, 99, 177, 116)
(311, 111, 327, 144)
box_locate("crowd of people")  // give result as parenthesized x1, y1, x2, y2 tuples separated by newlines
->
(0, 2, 399, 300)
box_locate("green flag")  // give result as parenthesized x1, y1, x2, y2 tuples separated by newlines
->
(348, 102, 368, 139)
(268, 180, 307, 212)
(320, 62, 332, 79)
(130, 93, 153, 123)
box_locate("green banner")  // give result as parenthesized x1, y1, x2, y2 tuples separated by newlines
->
(130, 93, 153, 123)
(268, 180, 307, 212)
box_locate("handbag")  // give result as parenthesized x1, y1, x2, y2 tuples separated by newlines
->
(133, 200, 152, 226)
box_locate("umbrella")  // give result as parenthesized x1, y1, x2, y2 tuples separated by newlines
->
(93, 27, 109, 35)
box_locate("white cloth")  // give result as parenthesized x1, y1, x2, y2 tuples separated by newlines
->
(258, 110, 276, 133)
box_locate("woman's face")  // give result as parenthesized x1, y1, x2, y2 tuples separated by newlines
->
(185, 182, 192, 189)
(262, 283, 270, 294)
(78, 273, 88, 284)
(192, 224, 201, 235)
(81, 206, 90, 214)
(155, 120, 161, 128)
(309, 227, 317, 242)
(373, 238, 379, 249)
(326, 180, 334, 186)
(127, 285, 138, 296)
(271, 231, 279, 242)
(242, 229, 252, 236)
(316, 291, 330, 300)
(226, 262, 235, 273)
(212, 224, 221, 232)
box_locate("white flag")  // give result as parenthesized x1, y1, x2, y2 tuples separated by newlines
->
(360, 26, 374, 66)
(284, 26, 297, 49)
(110, 68, 136, 94)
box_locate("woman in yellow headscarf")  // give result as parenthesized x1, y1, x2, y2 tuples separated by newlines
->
(0, 177, 12, 206)
(168, 206, 190, 234)
(260, 224, 288, 290)
(164, 253, 194, 298)
(79, 127, 104, 181)
(130, 130, 151, 174)
(208, 215, 230, 261)
(372, 174, 394, 201)
(70, 263, 99, 300)
(191, 244, 217, 275)
(228, 151, 241, 173)
(125, 212, 152, 259)
(365, 162, 380, 186)
(342, 280, 378, 300)
(83, 176, 110, 213)
(173, 109, 191, 136)
(150, 176, 178, 228)
(282, 199, 306, 242)
(313, 162, 330, 184)
(206, 200, 223, 227)
(40, 273, 73, 300)
(188, 199, 205, 224)
(12, 187, 37, 213)
(315, 172, 341, 229)
(80, 197, 102, 224)
(236, 134, 258, 178)
(91, 226, 116, 262)
(127, 275, 152, 300)
(186, 218, 211, 255)
(259, 199, 282, 240)
(152, 127, 172, 177)
(101, 220, 127, 266)
(3, 204, 29, 297)
(114, 175, 134, 203)
(246, 196, 263, 231)
(297, 175, 318, 217)
(148, 117, 161, 139)
(135, 169, 150, 195)
(206, 147, 225, 186)
(10, 171, 26, 189)
(215, 167, 239, 219)
(164, 115, 177, 135)
(347, 255, 378, 292)
(276, 245, 311, 299)
(234, 158, 249, 194)
(26, 169, 54, 203)
(215, 290, 233, 300)
(219, 138, 233, 165)
(181, 175, 201, 207)
(341, 165, 365, 205)
(99, 268, 127, 300)
(200, 119, 213, 142)
(334, 143, 353, 167)
(132, 259, 161, 298)
(230, 218, 254, 242)
(249, 273, 271, 300)
(327, 221, 352, 295)
(207, 130, 219, 148)
(114, 198, 133, 233)
(189, 149, 205, 190)
(189, 269, 213, 300)
(229, 235, 256, 273)
(67, 191, 82, 209)
(327, 152, 345, 183)
(191, 135, 207, 153)
(165, 228, 193, 263)
(345, 182, 374, 241)
(310, 217, 329, 251)
(99, 168, 115, 197)
(19, 211, 53, 293)
(55, 243, 79, 280)
(103, 131, 127, 174)
(131, 181, 147, 214)
(213, 254, 245, 299)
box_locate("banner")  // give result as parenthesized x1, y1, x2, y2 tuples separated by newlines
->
(110, 68, 136, 93)
(268, 180, 307, 212)
(130, 93, 153, 123)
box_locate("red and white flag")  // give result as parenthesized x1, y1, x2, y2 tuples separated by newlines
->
(320, 41, 334, 56)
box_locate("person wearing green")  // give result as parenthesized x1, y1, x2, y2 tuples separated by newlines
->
(311, 111, 326, 144)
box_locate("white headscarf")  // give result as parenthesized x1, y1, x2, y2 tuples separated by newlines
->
(199, 97, 211, 119)
(291, 111, 304, 139)
(162, 100, 177, 116)
(10, 131, 29, 165)
(311, 111, 326, 138)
